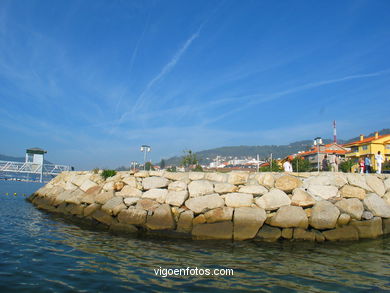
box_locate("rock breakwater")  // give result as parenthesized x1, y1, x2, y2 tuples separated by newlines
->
(28, 171, 390, 241)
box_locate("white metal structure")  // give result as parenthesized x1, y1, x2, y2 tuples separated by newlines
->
(140, 145, 151, 170)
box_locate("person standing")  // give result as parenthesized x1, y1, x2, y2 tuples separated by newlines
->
(330, 154, 339, 172)
(359, 157, 365, 174)
(365, 155, 371, 173)
(283, 159, 293, 172)
(375, 151, 384, 174)
(322, 155, 329, 171)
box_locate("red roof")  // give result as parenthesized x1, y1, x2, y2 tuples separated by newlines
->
(343, 134, 390, 146)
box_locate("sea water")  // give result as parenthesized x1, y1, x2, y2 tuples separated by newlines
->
(0, 181, 389, 292)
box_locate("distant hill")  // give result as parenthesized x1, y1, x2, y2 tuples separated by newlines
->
(0, 154, 52, 164)
(163, 128, 389, 166)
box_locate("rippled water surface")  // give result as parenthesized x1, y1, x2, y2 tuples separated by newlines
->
(0, 181, 389, 292)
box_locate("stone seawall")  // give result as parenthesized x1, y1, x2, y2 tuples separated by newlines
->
(28, 170, 390, 241)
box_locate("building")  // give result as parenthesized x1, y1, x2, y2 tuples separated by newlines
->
(343, 132, 390, 171)
(296, 143, 349, 170)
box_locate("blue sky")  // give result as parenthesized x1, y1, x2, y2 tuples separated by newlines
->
(1, 0, 389, 169)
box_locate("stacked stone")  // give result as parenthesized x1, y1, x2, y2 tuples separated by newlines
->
(28, 170, 390, 242)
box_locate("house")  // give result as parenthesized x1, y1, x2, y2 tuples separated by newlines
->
(343, 132, 390, 171)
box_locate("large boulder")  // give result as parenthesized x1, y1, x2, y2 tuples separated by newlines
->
(185, 194, 225, 214)
(92, 210, 114, 226)
(366, 175, 385, 197)
(309, 201, 340, 230)
(188, 180, 214, 197)
(95, 190, 115, 205)
(291, 188, 316, 207)
(165, 190, 189, 207)
(363, 193, 390, 218)
(308, 185, 339, 200)
(256, 225, 281, 242)
(257, 173, 275, 189)
(234, 207, 266, 240)
(214, 183, 237, 194)
(204, 207, 233, 223)
(293, 228, 316, 241)
(145, 204, 175, 230)
(122, 176, 138, 188)
(83, 203, 100, 217)
(168, 181, 187, 191)
(228, 171, 249, 185)
(350, 217, 383, 238)
(322, 226, 359, 241)
(192, 221, 233, 240)
(101, 197, 126, 215)
(238, 185, 268, 195)
(176, 210, 194, 233)
(269, 205, 308, 229)
(142, 177, 169, 190)
(204, 173, 228, 183)
(142, 188, 168, 203)
(135, 199, 160, 211)
(384, 178, 390, 192)
(224, 193, 253, 207)
(123, 197, 139, 206)
(275, 175, 302, 193)
(340, 185, 366, 200)
(255, 188, 291, 211)
(116, 185, 142, 197)
(117, 208, 147, 225)
(163, 172, 189, 182)
(335, 198, 364, 220)
(79, 179, 98, 192)
(347, 174, 373, 192)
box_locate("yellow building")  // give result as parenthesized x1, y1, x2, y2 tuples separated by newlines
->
(343, 132, 390, 171)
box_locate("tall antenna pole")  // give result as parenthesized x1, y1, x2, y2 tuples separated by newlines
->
(333, 120, 337, 143)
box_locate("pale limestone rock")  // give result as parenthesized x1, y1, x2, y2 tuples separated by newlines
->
(335, 198, 364, 220)
(234, 207, 266, 240)
(53, 190, 73, 206)
(109, 223, 138, 234)
(258, 173, 275, 189)
(79, 179, 97, 192)
(347, 174, 373, 192)
(308, 185, 339, 200)
(168, 181, 187, 191)
(269, 205, 308, 229)
(192, 221, 233, 240)
(134, 171, 149, 178)
(136, 199, 160, 211)
(71, 174, 89, 187)
(214, 183, 237, 194)
(383, 218, 390, 235)
(204, 172, 228, 183)
(92, 210, 113, 226)
(146, 204, 175, 230)
(340, 185, 366, 200)
(164, 172, 189, 182)
(165, 190, 188, 207)
(384, 191, 390, 205)
(114, 181, 125, 191)
(85, 185, 102, 196)
(65, 189, 85, 205)
(102, 181, 114, 191)
(101, 197, 125, 215)
(189, 172, 205, 181)
(309, 201, 340, 230)
(193, 214, 206, 225)
(255, 188, 291, 211)
(84, 203, 100, 217)
(238, 185, 268, 195)
(69, 204, 84, 216)
(363, 193, 390, 218)
(366, 175, 385, 197)
(185, 194, 225, 214)
(122, 176, 138, 188)
(124, 197, 139, 206)
(228, 171, 249, 185)
(350, 217, 383, 238)
(65, 181, 78, 191)
(142, 188, 168, 204)
(95, 190, 115, 205)
(337, 213, 351, 226)
(188, 180, 214, 197)
(116, 185, 142, 198)
(362, 211, 374, 220)
(281, 228, 293, 239)
(224, 193, 253, 207)
(291, 188, 316, 207)
(142, 176, 169, 190)
(118, 208, 147, 225)
(256, 225, 281, 242)
(314, 230, 326, 242)
(275, 175, 302, 193)
(177, 210, 194, 233)
(204, 207, 233, 223)
(149, 170, 165, 177)
(384, 178, 390, 192)
(322, 226, 359, 241)
(293, 228, 316, 241)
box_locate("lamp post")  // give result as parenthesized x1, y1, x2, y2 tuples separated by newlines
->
(130, 161, 137, 172)
(313, 137, 323, 172)
(140, 145, 151, 170)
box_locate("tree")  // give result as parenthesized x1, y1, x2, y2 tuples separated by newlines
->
(339, 159, 355, 173)
(145, 162, 154, 171)
(260, 160, 282, 172)
(160, 159, 166, 170)
(181, 150, 198, 170)
(291, 157, 311, 172)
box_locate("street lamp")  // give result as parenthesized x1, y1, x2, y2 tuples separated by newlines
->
(140, 145, 151, 170)
(130, 161, 137, 172)
(313, 137, 323, 172)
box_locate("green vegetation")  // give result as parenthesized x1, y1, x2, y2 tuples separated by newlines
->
(92, 168, 100, 174)
(181, 150, 198, 170)
(192, 165, 204, 172)
(339, 159, 355, 173)
(382, 160, 390, 171)
(260, 160, 282, 172)
(145, 162, 155, 171)
(160, 159, 166, 170)
(101, 169, 117, 180)
(291, 157, 311, 172)
(166, 166, 177, 172)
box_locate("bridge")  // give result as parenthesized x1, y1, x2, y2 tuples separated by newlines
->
(0, 147, 71, 183)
